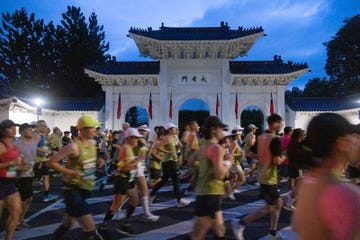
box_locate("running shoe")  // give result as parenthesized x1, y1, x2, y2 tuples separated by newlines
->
(176, 198, 191, 208)
(17, 221, 31, 230)
(141, 213, 160, 222)
(268, 233, 285, 240)
(228, 193, 236, 200)
(283, 197, 296, 211)
(231, 218, 245, 240)
(95, 226, 107, 240)
(43, 193, 58, 202)
(115, 222, 136, 236)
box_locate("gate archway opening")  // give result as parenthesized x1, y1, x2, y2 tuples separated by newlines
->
(125, 106, 149, 127)
(178, 98, 210, 132)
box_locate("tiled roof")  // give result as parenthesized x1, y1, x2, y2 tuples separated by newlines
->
(17, 97, 104, 111)
(286, 94, 360, 111)
(86, 61, 160, 75)
(230, 58, 308, 74)
(128, 22, 264, 41)
(48, 97, 104, 111)
(87, 59, 308, 76)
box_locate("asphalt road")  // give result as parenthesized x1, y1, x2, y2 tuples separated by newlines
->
(0, 174, 296, 240)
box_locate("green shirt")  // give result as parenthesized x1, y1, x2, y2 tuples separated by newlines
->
(66, 139, 96, 190)
(195, 141, 225, 196)
(163, 136, 177, 162)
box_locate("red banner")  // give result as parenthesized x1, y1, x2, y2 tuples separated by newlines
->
(148, 92, 153, 119)
(235, 93, 239, 119)
(116, 93, 121, 119)
(216, 93, 219, 117)
(169, 91, 173, 119)
(270, 91, 275, 114)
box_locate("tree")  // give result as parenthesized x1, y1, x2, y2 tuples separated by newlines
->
(0, 8, 50, 95)
(285, 86, 304, 98)
(302, 77, 337, 97)
(0, 6, 111, 98)
(325, 14, 360, 96)
(56, 6, 104, 97)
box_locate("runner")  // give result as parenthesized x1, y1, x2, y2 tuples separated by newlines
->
(243, 124, 258, 184)
(149, 123, 190, 208)
(15, 123, 37, 229)
(0, 119, 24, 240)
(292, 113, 360, 240)
(98, 127, 144, 236)
(232, 113, 285, 240)
(47, 115, 103, 240)
(189, 116, 230, 239)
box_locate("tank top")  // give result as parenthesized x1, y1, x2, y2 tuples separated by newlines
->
(36, 134, 50, 162)
(16, 138, 37, 177)
(195, 141, 225, 196)
(0, 140, 20, 178)
(257, 132, 279, 185)
(117, 144, 136, 181)
(163, 136, 177, 162)
(64, 139, 96, 190)
(232, 142, 243, 166)
(150, 148, 163, 170)
(185, 134, 199, 161)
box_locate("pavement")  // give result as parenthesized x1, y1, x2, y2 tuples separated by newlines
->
(0, 174, 299, 240)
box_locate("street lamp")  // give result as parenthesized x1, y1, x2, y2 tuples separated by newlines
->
(34, 98, 43, 121)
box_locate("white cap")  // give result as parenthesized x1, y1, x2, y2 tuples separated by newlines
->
(137, 124, 151, 132)
(164, 123, 178, 131)
(233, 125, 244, 131)
(248, 124, 258, 129)
(223, 130, 232, 137)
(124, 128, 143, 138)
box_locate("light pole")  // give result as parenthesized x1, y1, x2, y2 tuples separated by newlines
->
(34, 98, 43, 121)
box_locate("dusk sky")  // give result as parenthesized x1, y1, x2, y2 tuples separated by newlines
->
(1, 0, 360, 90)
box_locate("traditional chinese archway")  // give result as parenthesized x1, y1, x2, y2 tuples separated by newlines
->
(86, 22, 309, 130)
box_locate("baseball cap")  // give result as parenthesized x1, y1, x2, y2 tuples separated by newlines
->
(164, 123, 178, 131)
(202, 116, 228, 130)
(19, 123, 36, 132)
(233, 125, 244, 131)
(76, 115, 101, 129)
(0, 119, 19, 129)
(248, 124, 258, 129)
(124, 127, 143, 138)
(137, 124, 151, 132)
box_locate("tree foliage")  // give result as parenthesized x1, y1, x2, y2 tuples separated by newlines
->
(0, 6, 111, 98)
(325, 14, 360, 95)
(286, 14, 360, 98)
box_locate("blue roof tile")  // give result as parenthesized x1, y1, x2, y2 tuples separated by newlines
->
(128, 22, 264, 41)
(230, 58, 308, 74)
(286, 94, 360, 111)
(87, 61, 160, 75)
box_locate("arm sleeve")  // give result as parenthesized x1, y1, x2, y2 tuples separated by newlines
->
(318, 184, 360, 240)
(269, 137, 282, 157)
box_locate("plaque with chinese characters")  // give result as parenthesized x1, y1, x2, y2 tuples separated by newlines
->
(177, 73, 211, 85)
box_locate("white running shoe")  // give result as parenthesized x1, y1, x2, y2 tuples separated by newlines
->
(142, 213, 160, 222)
(228, 193, 236, 200)
(231, 218, 245, 240)
(176, 198, 191, 208)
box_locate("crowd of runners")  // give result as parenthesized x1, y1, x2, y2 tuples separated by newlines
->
(0, 113, 360, 240)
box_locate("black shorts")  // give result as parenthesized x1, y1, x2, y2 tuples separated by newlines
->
(34, 162, 50, 177)
(113, 175, 135, 195)
(17, 177, 34, 201)
(63, 187, 92, 218)
(194, 195, 222, 218)
(260, 184, 280, 205)
(348, 165, 360, 178)
(0, 178, 18, 200)
(288, 163, 300, 178)
(149, 168, 162, 180)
